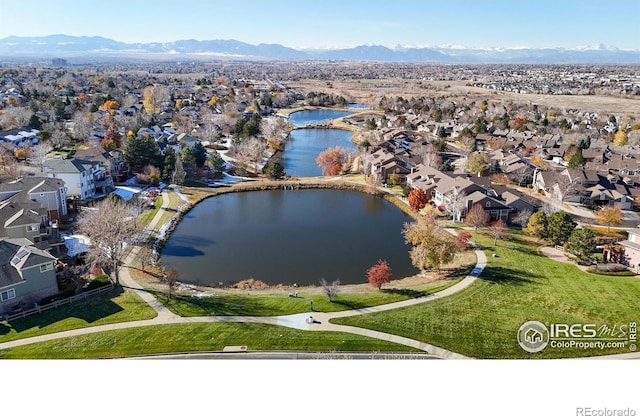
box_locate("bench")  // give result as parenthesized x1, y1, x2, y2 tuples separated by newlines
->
(223, 345, 248, 353)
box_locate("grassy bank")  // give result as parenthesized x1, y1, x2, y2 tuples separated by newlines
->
(155, 277, 465, 317)
(0, 288, 157, 343)
(0, 322, 421, 358)
(331, 231, 640, 359)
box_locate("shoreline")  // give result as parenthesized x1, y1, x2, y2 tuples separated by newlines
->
(148, 177, 420, 291)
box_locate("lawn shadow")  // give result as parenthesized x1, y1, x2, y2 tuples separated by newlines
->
(331, 299, 370, 310)
(478, 265, 540, 285)
(152, 289, 291, 316)
(3, 286, 127, 334)
(381, 288, 427, 298)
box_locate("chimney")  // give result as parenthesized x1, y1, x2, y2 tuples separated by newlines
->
(467, 199, 473, 212)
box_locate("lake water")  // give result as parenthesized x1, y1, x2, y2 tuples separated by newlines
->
(160, 189, 416, 286)
(288, 109, 352, 127)
(282, 128, 356, 177)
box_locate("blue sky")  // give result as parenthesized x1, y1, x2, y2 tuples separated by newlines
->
(1, 0, 638, 50)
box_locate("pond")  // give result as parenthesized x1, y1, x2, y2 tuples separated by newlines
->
(282, 128, 356, 177)
(288, 109, 352, 127)
(160, 189, 416, 287)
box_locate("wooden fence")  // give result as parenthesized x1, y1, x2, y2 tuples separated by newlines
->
(2, 283, 115, 323)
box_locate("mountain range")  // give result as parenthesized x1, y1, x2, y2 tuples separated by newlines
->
(1, 35, 639, 64)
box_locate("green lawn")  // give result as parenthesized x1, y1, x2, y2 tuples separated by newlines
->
(137, 195, 163, 226)
(156, 278, 464, 317)
(0, 323, 421, 358)
(0, 288, 157, 343)
(332, 231, 640, 359)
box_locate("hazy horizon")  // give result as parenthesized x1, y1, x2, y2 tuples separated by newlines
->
(0, 0, 638, 51)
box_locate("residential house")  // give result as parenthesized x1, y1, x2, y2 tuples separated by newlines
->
(0, 127, 40, 148)
(74, 146, 124, 186)
(618, 230, 640, 272)
(43, 157, 101, 201)
(0, 177, 68, 221)
(0, 238, 59, 315)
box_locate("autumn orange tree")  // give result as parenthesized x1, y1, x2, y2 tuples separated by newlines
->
(456, 231, 472, 250)
(316, 146, 347, 175)
(465, 203, 491, 242)
(366, 259, 393, 290)
(408, 189, 429, 212)
(595, 206, 623, 232)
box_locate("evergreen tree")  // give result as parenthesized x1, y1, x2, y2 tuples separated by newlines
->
(546, 210, 576, 246)
(567, 228, 596, 265)
(265, 161, 285, 180)
(190, 141, 208, 167)
(162, 146, 176, 183)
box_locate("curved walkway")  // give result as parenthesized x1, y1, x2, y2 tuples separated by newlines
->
(0, 187, 486, 358)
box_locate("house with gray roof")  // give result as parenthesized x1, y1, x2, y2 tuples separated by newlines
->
(0, 238, 58, 315)
(43, 157, 101, 201)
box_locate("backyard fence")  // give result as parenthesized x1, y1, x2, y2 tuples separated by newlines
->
(2, 283, 115, 323)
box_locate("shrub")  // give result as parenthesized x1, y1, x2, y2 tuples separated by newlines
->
(87, 274, 112, 290)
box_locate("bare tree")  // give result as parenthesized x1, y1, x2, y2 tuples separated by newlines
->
(77, 197, 138, 285)
(29, 142, 53, 172)
(512, 209, 533, 228)
(446, 189, 467, 223)
(508, 166, 532, 186)
(319, 278, 340, 302)
(71, 111, 94, 142)
(164, 267, 179, 299)
(0, 107, 32, 129)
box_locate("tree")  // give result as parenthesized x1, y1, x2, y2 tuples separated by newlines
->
(403, 216, 457, 272)
(77, 197, 137, 286)
(408, 189, 429, 212)
(123, 135, 162, 174)
(456, 231, 472, 250)
(531, 155, 548, 171)
(614, 128, 628, 146)
(512, 209, 533, 229)
(523, 211, 547, 239)
(104, 122, 122, 149)
(366, 259, 393, 289)
(319, 278, 340, 301)
(207, 151, 226, 174)
(265, 161, 285, 180)
(567, 228, 596, 265)
(488, 219, 508, 246)
(29, 142, 52, 172)
(465, 203, 490, 242)
(568, 151, 585, 169)
(172, 156, 186, 185)
(164, 267, 179, 299)
(162, 146, 177, 182)
(143, 85, 170, 115)
(190, 141, 208, 167)
(594, 206, 623, 232)
(446, 189, 467, 223)
(546, 210, 576, 246)
(466, 152, 489, 175)
(316, 146, 347, 176)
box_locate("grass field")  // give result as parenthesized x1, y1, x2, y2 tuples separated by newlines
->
(155, 277, 465, 317)
(137, 195, 163, 227)
(0, 322, 421, 358)
(331, 231, 640, 358)
(0, 288, 157, 343)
